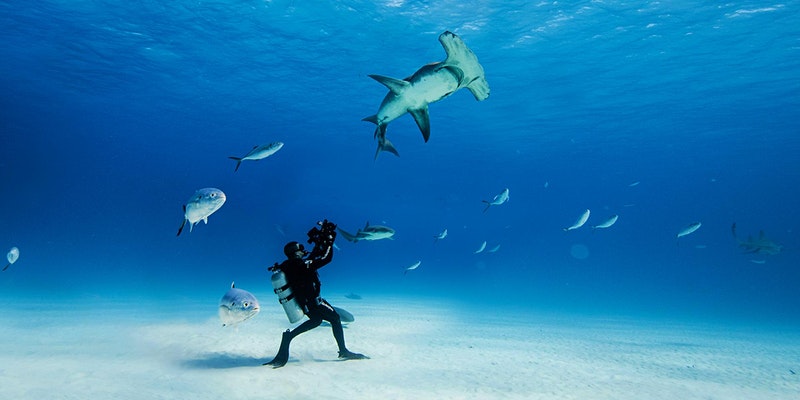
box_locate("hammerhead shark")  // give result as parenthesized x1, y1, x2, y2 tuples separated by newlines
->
(363, 31, 490, 159)
(731, 223, 783, 255)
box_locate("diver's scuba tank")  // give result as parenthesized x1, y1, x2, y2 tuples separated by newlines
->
(270, 264, 304, 323)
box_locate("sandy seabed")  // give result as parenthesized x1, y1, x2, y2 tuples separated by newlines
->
(0, 296, 797, 400)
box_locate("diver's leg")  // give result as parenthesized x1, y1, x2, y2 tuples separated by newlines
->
(263, 329, 293, 368)
(318, 299, 369, 360)
(264, 316, 322, 368)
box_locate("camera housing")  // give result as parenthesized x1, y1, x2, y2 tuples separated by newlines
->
(307, 219, 337, 245)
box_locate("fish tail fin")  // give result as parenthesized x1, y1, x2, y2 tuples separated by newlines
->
(337, 227, 358, 243)
(482, 200, 491, 213)
(177, 219, 187, 236)
(228, 156, 243, 172)
(2, 263, 9, 272)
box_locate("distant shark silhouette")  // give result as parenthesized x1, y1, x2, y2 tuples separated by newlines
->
(731, 223, 782, 255)
(363, 31, 489, 159)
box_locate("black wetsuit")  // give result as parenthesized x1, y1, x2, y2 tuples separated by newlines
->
(278, 243, 346, 351)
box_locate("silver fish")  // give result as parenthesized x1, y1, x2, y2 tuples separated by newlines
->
(2, 247, 19, 272)
(488, 244, 501, 253)
(474, 241, 487, 254)
(591, 215, 619, 230)
(218, 282, 260, 327)
(482, 188, 509, 212)
(677, 222, 702, 238)
(434, 228, 448, 242)
(177, 188, 226, 236)
(564, 209, 591, 231)
(229, 141, 284, 172)
(404, 260, 421, 275)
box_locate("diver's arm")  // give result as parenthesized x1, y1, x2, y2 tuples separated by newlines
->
(307, 243, 333, 270)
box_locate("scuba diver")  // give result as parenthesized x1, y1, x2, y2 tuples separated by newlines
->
(264, 219, 368, 368)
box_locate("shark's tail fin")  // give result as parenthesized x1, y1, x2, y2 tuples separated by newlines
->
(375, 136, 399, 160)
(482, 200, 491, 213)
(337, 227, 359, 243)
(177, 218, 187, 237)
(228, 156, 243, 172)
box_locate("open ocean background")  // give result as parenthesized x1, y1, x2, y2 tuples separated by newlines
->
(1, 1, 798, 326)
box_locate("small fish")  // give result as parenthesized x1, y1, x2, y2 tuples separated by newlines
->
(482, 188, 510, 212)
(274, 224, 286, 237)
(677, 222, 702, 239)
(749, 259, 766, 264)
(218, 282, 260, 327)
(3, 247, 19, 272)
(344, 293, 362, 300)
(591, 215, 618, 231)
(488, 244, 501, 253)
(564, 209, 591, 231)
(474, 241, 487, 254)
(544, 181, 549, 189)
(434, 228, 448, 242)
(404, 260, 421, 275)
(177, 188, 227, 236)
(228, 141, 284, 172)
(628, 181, 640, 187)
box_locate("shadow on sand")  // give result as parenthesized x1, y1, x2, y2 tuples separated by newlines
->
(180, 353, 268, 369)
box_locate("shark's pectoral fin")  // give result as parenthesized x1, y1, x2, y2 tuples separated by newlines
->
(408, 107, 431, 142)
(177, 219, 187, 236)
(362, 115, 378, 125)
(369, 74, 409, 95)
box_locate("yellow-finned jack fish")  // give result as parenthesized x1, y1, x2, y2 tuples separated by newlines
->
(228, 141, 284, 172)
(564, 209, 591, 231)
(219, 282, 260, 327)
(177, 188, 227, 236)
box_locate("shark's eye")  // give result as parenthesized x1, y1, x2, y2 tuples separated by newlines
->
(231, 302, 235, 307)
(243, 302, 249, 307)
(210, 193, 217, 197)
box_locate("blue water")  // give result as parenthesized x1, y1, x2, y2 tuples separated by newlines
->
(1, 1, 798, 324)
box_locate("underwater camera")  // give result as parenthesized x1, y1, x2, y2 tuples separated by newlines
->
(307, 219, 337, 245)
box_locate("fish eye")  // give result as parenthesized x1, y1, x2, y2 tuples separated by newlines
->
(243, 302, 249, 307)
(210, 193, 216, 197)
(231, 302, 235, 306)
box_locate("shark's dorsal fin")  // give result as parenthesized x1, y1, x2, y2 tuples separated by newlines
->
(409, 107, 431, 142)
(231, 281, 235, 289)
(369, 75, 409, 95)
